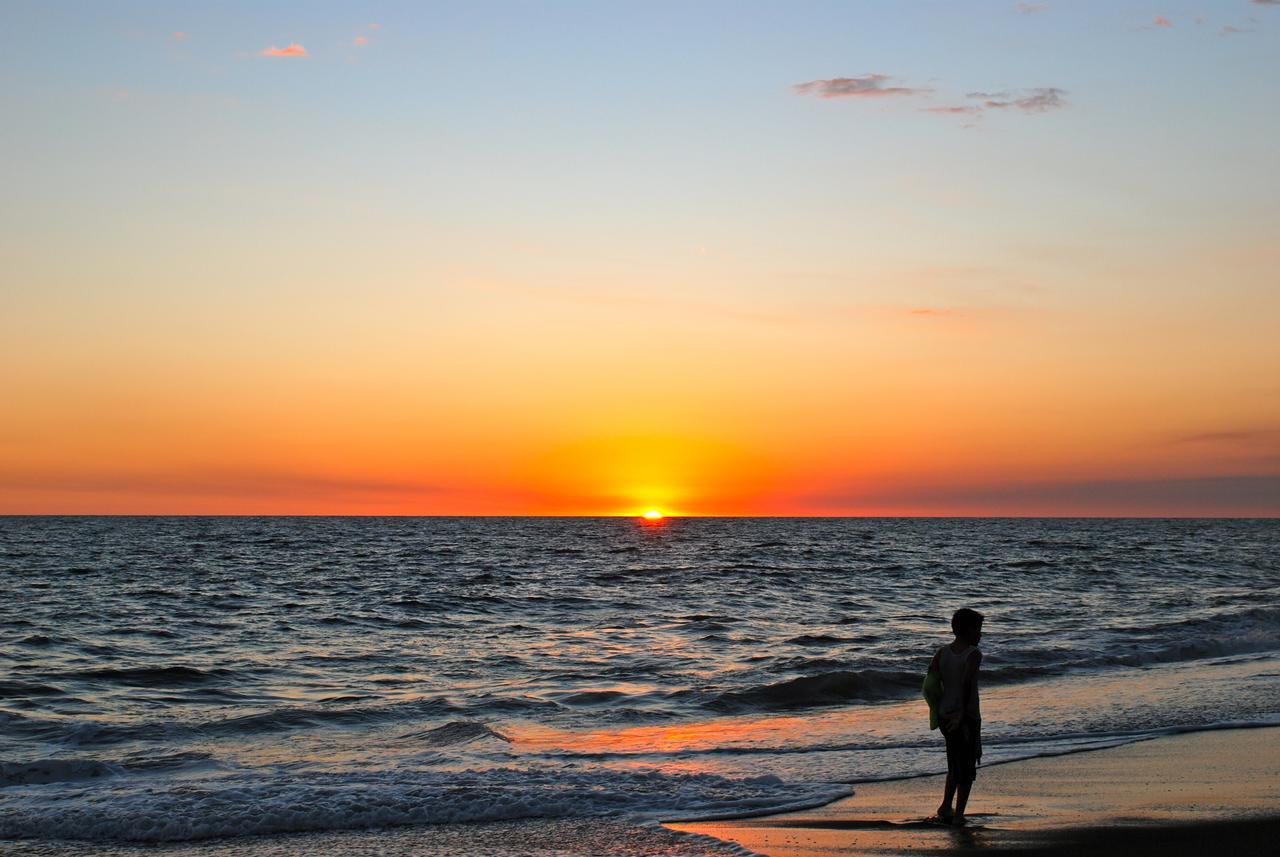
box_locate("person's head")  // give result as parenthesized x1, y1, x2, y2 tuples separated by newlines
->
(951, 608, 984, 645)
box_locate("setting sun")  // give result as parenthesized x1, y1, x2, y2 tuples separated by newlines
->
(643, 510, 664, 521)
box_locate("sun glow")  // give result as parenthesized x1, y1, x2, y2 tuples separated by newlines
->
(642, 509, 664, 521)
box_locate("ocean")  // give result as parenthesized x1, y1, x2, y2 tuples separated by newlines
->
(2, 517, 1278, 853)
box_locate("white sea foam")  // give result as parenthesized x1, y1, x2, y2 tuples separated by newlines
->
(0, 767, 852, 843)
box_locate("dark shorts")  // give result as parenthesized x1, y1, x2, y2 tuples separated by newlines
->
(942, 720, 981, 784)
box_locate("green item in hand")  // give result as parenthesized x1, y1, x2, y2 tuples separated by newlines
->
(922, 668, 943, 731)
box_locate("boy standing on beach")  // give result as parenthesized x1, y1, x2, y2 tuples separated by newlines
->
(931, 608, 984, 825)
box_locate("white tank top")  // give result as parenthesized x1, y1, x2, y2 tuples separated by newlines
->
(937, 644, 981, 721)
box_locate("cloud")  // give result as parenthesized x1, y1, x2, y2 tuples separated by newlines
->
(1153, 16, 1173, 27)
(260, 43, 308, 58)
(1172, 428, 1280, 446)
(793, 74, 926, 98)
(354, 35, 369, 46)
(1220, 23, 1256, 34)
(172, 31, 188, 41)
(806, 475, 1280, 516)
(919, 87, 1066, 121)
(1252, 0, 1278, 5)
(1016, 3, 1048, 12)
(983, 87, 1066, 112)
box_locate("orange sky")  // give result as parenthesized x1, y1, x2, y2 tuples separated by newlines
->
(2, 4, 1278, 516)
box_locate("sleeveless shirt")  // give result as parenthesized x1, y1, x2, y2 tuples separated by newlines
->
(936, 644, 981, 721)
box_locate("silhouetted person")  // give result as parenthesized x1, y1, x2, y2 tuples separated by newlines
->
(931, 608, 984, 825)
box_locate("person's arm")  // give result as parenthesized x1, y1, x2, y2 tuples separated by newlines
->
(929, 649, 941, 674)
(959, 649, 982, 722)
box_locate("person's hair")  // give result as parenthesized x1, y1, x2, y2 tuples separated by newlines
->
(951, 608, 985, 636)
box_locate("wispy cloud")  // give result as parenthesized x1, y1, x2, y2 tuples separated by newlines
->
(354, 36, 369, 46)
(980, 87, 1067, 112)
(1016, 3, 1048, 13)
(1153, 16, 1173, 27)
(1220, 23, 1256, 34)
(172, 31, 188, 41)
(805, 475, 1280, 515)
(1252, 1, 1278, 5)
(921, 87, 1066, 120)
(260, 43, 308, 58)
(462, 279, 1020, 332)
(793, 75, 926, 98)
(797, 76, 1065, 121)
(1171, 428, 1280, 446)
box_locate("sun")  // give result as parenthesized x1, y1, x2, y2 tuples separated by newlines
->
(642, 509, 664, 521)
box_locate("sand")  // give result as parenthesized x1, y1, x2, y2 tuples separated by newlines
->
(667, 726, 1280, 856)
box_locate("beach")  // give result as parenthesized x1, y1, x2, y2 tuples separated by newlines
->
(669, 726, 1280, 856)
(5, 726, 1275, 855)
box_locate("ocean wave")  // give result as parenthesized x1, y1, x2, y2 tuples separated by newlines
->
(400, 721, 511, 746)
(559, 690, 632, 705)
(0, 681, 63, 697)
(0, 752, 213, 786)
(0, 767, 851, 842)
(0, 758, 122, 786)
(0, 697, 551, 748)
(785, 634, 857, 647)
(708, 669, 920, 712)
(51, 666, 234, 687)
(996, 605, 1280, 677)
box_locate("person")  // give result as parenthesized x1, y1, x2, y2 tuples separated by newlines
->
(930, 608, 984, 825)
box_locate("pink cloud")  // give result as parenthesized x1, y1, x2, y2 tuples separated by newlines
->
(1016, 3, 1048, 13)
(354, 35, 368, 46)
(1153, 16, 1172, 27)
(369, 22, 382, 29)
(919, 105, 983, 115)
(793, 74, 926, 99)
(172, 31, 188, 41)
(260, 43, 308, 58)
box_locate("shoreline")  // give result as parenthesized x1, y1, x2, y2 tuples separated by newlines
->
(667, 725, 1280, 855)
(3, 726, 1276, 855)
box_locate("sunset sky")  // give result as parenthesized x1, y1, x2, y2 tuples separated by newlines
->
(2, 1, 1278, 516)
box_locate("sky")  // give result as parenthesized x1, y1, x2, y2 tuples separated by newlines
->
(2, 1, 1278, 516)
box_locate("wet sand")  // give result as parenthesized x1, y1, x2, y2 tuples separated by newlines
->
(667, 726, 1280, 856)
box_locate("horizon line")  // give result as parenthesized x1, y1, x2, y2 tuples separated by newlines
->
(1, 513, 1276, 520)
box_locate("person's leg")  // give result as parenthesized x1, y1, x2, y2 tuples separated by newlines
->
(953, 779, 972, 819)
(952, 724, 977, 823)
(937, 772, 956, 818)
(938, 727, 959, 818)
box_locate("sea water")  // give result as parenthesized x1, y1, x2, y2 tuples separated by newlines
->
(1, 517, 1277, 849)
